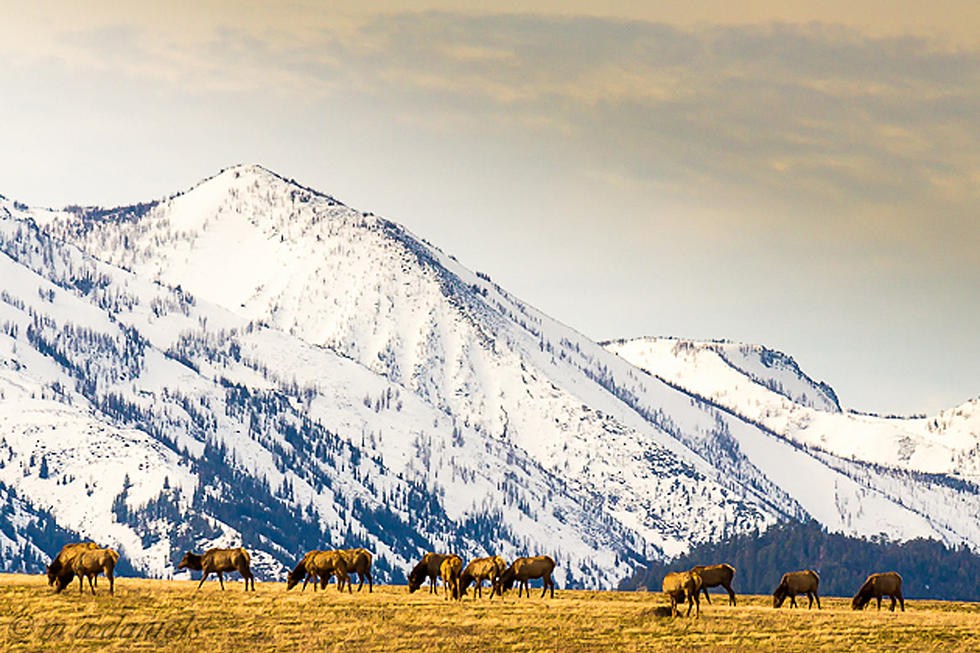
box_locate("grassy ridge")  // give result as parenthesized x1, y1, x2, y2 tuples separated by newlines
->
(1, 574, 979, 652)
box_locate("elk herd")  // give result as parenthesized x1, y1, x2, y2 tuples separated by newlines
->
(663, 564, 905, 618)
(43, 541, 906, 617)
(406, 553, 555, 600)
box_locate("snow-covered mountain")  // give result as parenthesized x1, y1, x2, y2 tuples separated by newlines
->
(603, 338, 980, 475)
(0, 164, 977, 586)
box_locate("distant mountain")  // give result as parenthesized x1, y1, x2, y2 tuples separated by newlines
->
(0, 165, 977, 586)
(603, 337, 980, 475)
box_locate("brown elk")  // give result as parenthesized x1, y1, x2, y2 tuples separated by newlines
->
(287, 550, 350, 592)
(772, 570, 820, 609)
(852, 572, 904, 612)
(690, 563, 736, 606)
(458, 556, 507, 599)
(326, 548, 373, 592)
(60, 547, 119, 595)
(662, 570, 703, 618)
(499, 556, 557, 598)
(440, 555, 463, 601)
(286, 550, 323, 591)
(178, 547, 255, 591)
(408, 553, 456, 594)
(46, 542, 100, 587)
(287, 550, 319, 591)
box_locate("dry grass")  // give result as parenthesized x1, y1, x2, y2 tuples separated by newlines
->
(2, 574, 979, 652)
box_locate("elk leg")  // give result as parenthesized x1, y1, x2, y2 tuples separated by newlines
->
(368, 571, 373, 593)
(108, 569, 114, 595)
(702, 586, 712, 604)
(898, 592, 905, 612)
(217, 571, 225, 591)
(241, 566, 252, 591)
(723, 582, 736, 606)
(197, 571, 210, 590)
(78, 574, 84, 594)
(88, 575, 96, 595)
(814, 592, 821, 610)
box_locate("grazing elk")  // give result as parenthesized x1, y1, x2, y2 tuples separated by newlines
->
(690, 564, 736, 606)
(46, 542, 100, 588)
(852, 572, 905, 612)
(662, 570, 703, 618)
(440, 555, 463, 601)
(287, 550, 320, 591)
(178, 547, 255, 591)
(58, 547, 119, 595)
(287, 550, 350, 592)
(408, 553, 456, 595)
(458, 556, 507, 599)
(334, 548, 373, 592)
(772, 570, 820, 609)
(499, 556, 557, 599)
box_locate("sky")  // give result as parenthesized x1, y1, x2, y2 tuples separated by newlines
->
(1, 1, 977, 415)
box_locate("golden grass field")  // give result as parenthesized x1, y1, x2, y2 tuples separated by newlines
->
(2, 574, 980, 652)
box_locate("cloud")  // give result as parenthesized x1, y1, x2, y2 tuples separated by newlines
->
(310, 14, 980, 230)
(6, 9, 979, 225)
(8, 9, 976, 258)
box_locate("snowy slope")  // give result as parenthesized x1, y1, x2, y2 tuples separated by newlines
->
(0, 211, 646, 585)
(604, 337, 980, 476)
(0, 166, 978, 586)
(27, 166, 794, 556)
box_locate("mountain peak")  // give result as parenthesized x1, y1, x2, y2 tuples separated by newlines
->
(202, 163, 285, 188)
